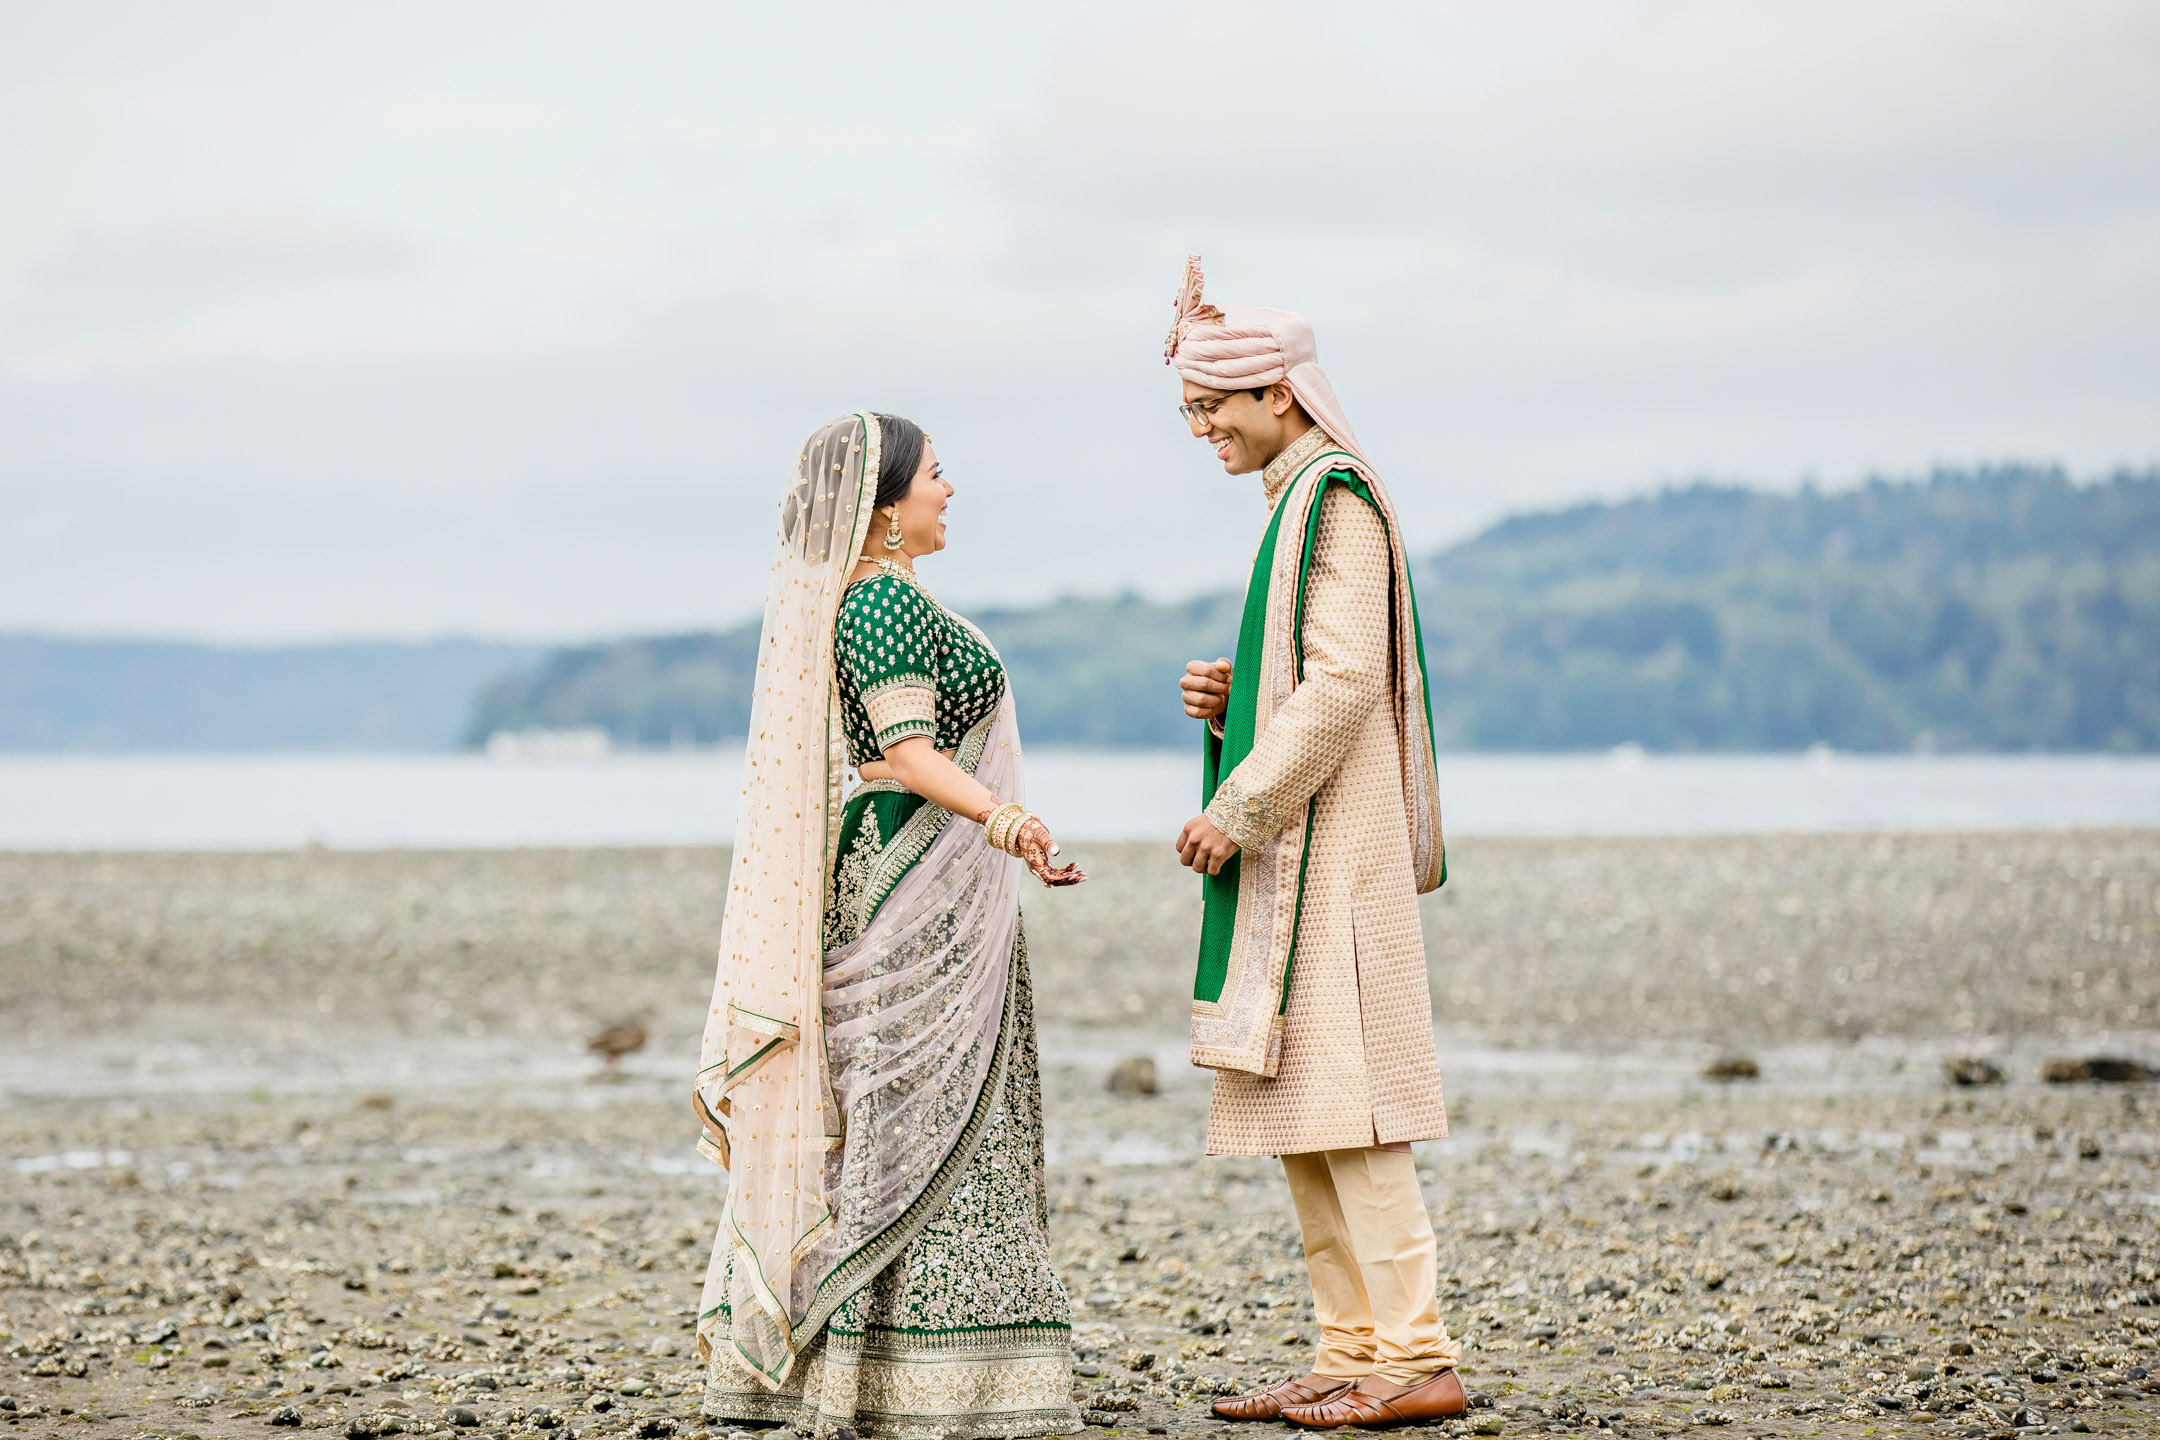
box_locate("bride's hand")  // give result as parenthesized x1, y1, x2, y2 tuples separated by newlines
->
(1014, 817, 1086, 887)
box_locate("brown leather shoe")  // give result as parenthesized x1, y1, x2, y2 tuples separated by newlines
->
(1211, 1375, 1356, 1422)
(1281, 1369, 1468, 1429)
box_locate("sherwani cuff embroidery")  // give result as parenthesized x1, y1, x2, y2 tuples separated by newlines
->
(1204, 774, 1277, 850)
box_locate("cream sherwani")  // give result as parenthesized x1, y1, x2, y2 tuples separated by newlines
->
(1165, 258, 1457, 1387)
(1202, 436, 1449, 1158)
(1201, 430, 1459, 1385)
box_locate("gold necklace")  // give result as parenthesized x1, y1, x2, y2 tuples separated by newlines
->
(859, 554, 929, 597)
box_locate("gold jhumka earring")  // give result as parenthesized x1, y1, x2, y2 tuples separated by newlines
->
(882, 509, 906, 550)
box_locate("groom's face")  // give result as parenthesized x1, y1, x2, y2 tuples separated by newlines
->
(1182, 379, 1292, 476)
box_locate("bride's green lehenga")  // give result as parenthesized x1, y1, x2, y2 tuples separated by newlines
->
(703, 572, 1078, 1439)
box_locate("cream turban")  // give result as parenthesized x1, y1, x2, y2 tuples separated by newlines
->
(1163, 254, 1365, 460)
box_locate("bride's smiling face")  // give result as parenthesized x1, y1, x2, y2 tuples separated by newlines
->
(889, 441, 951, 557)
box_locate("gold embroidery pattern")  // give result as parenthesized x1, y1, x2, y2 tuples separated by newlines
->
(1262, 425, 1330, 508)
(706, 950, 1075, 1440)
(826, 811, 884, 951)
(1203, 772, 1276, 849)
(861, 679, 937, 752)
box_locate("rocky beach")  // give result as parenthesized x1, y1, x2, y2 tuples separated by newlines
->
(3, 834, 2157, 1439)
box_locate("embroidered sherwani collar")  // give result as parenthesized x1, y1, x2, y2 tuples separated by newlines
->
(1262, 426, 1331, 509)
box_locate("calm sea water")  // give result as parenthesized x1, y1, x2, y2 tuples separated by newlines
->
(3, 749, 2158, 849)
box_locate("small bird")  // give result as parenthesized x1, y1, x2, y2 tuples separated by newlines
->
(587, 1007, 654, 1069)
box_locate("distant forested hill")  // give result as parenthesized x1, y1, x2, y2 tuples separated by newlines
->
(0, 637, 541, 751)
(465, 465, 2160, 752)
(461, 593, 1244, 748)
(1420, 465, 2160, 750)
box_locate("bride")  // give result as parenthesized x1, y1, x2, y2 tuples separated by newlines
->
(693, 412, 1085, 1439)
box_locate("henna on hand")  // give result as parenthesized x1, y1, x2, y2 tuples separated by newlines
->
(1015, 818, 1086, 887)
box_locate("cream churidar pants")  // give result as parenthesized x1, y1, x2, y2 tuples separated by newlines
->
(1281, 1147, 1462, 1384)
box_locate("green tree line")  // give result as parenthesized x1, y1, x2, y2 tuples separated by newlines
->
(463, 465, 2160, 752)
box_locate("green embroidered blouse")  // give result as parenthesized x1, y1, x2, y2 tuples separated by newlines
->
(826, 574, 1008, 947)
(834, 574, 1006, 763)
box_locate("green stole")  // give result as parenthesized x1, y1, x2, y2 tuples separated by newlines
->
(1197, 467, 1384, 1009)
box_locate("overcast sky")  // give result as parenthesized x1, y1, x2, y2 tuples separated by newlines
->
(3, 1, 2156, 642)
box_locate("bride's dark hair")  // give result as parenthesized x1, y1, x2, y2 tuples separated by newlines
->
(871, 414, 926, 509)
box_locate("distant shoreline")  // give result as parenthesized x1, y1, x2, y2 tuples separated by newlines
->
(5, 750, 2160, 850)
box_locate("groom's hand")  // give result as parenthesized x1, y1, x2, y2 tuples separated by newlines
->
(1176, 815, 1240, 876)
(1181, 658, 1233, 721)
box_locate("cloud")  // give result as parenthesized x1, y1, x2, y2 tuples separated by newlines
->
(17, 209, 418, 311)
(1, 210, 430, 380)
(983, 0, 2160, 481)
(996, 1, 1422, 229)
(382, 93, 553, 138)
(0, 1, 2155, 640)
(1000, 0, 2160, 259)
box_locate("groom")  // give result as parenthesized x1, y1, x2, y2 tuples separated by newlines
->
(1163, 257, 1464, 1430)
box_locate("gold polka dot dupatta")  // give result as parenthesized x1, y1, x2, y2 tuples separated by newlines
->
(694, 414, 880, 1381)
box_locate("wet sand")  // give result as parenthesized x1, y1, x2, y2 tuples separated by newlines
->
(6, 833, 2154, 1060)
(2, 836, 2157, 1438)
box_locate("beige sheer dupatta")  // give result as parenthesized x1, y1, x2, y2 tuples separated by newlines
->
(693, 414, 880, 1377)
(692, 417, 1032, 1391)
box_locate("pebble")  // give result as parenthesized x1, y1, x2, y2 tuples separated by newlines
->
(10, 834, 2155, 1060)
(2043, 1056, 2155, 1084)
(3, 837, 2156, 1440)
(1945, 1056, 2005, 1086)
(1107, 1056, 1159, 1096)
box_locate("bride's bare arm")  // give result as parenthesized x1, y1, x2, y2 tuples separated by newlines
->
(878, 736, 1085, 886)
(853, 747, 953, 782)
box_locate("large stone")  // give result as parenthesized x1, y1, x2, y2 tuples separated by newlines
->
(1944, 1056, 2004, 1086)
(2042, 1056, 2154, 1083)
(1107, 1056, 1159, 1096)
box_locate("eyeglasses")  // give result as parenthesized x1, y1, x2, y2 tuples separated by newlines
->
(1177, 394, 1238, 427)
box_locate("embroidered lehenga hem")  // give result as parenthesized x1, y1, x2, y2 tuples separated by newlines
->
(707, 1332, 1075, 1440)
(705, 936, 1078, 1440)
(704, 922, 1018, 1371)
(702, 1063, 1081, 1440)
